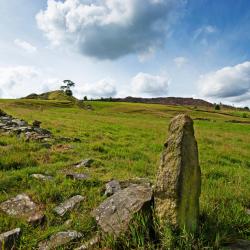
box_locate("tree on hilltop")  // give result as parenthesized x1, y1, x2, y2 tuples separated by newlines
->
(60, 80, 75, 96)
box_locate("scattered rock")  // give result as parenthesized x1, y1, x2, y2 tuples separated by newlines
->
(224, 239, 250, 249)
(0, 228, 21, 250)
(31, 174, 53, 181)
(66, 173, 89, 180)
(104, 180, 121, 197)
(0, 194, 44, 225)
(155, 114, 201, 233)
(92, 184, 152, 236)
(74, 159, 94, 168)
(74, 235, 99, 250)
(54, 195, 85, 217)
(38, 231, 83, 250)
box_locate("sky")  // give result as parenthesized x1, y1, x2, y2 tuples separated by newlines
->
(0, 0, 250, 106)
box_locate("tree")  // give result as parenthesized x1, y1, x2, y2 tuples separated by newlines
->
(60, 80, 75, 96)
(83, 96, 88, 101)
(214, 104, 220, 110)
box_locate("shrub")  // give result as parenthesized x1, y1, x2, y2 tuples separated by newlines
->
(214, 104, 220, 110)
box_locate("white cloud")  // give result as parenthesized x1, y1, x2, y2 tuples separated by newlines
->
(199, 61, 250, 102)
(174, 56, 188, 68)
(193, 25, 218, 40)
(0, 66, 60, 98)
(36, 0, 184, 60)
(74, 79, 117, 98)
(131, 72, 169, 97)
(14, 39, 37, 53)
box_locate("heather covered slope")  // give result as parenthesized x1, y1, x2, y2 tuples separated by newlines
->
(0, 99, 249, 249)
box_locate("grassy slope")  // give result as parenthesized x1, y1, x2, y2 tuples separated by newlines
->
(0, 99, 249, 249)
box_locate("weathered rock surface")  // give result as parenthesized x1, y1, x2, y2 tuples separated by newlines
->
(74, 235, 99, 250)
(0, 194, 44, 224)
(104, 180, 121, 197)
(74, 159, 94, 168)
(38, 231, 82, 250)
(0, 228, 21, 250)
(155, 114, 201, 233)
(92, 184, 152, 236)
(31, 174, 53, 181)
(66, 173, 89, 180)
(54, 195, 85, 216)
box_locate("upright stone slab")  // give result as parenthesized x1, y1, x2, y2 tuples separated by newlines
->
(155, 114, 201, 233)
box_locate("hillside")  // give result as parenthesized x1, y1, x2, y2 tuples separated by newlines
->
(24, 90, 78, 102)
(0, 99, 249, 249)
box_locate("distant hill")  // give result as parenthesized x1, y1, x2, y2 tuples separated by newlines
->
(23, 90, 78, 102)
(98, 96, 215, 108)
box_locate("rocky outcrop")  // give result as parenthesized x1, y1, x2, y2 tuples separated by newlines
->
(0, 228, 21, 250)
(54, 195, 85, 217)
(155, 114, 201, 233)
(0, 109, 51, 141)
(0, 194, 44, 225)
(38, 231, 82, 250)
(104, 180, 121, 197)
(92, 184, 152, 236)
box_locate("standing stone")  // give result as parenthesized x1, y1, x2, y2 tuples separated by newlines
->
(154, 114, 201, 233)
(0, 228, 21, 250)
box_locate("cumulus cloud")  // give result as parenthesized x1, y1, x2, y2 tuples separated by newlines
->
(174, 56, 188, 68)
(36, 0, 184, 60)
(131, 72, 169, 96)
(199, 61, 250, 102)
(0, 66, 60, 98)
(193, 25, 217, 40)
(74, 79, 117, 98)
(14, 39, 37, 53)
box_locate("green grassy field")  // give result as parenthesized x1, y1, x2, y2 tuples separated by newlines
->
(0, 99, 249, 249)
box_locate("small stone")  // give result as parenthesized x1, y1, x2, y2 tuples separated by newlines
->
(0, 228, 21, 250)
(74, 159, 94, 168)
(66, 173, 89, 180)
(246, 208, 250, 215)
(32, 120, 42, 128)
(31, 174, 53, 181)
(155, 114, 201, 233)
(0, 194, 44, 225)
(38, 231, 83, 250)
(104, 180, 121, 197)
(54, 195, 85, 216)
(74, 235, 99, 250)
(92, 184, 152, 236)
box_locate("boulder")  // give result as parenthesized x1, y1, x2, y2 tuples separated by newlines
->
(154, 114, 201, 233)
(74, 159, 94, 168)
(92, 184, 152, 236)
(0, 228, 21, 250)
(31, 174, 53, 181)
(104, 180, 121, 197)
(66, 173, 89, 180)
(38, 231, 82, 250)
(54, 195, 85, 216)
(74, 235, 99, 250)
(0, 194, 44, 225)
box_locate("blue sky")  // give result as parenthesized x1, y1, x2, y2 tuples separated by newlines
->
(0, 0, 250, 106)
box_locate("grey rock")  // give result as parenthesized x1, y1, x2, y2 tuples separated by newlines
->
(66, 173, 89, 180)
(0, 194, 44, 225)
(92, 184, 152, 236)
(74, 235, 99, 250)
(246, 208, 250, 215)
(38, 231, 82, 250)
(74, 159, 94, 168)
(31, 174, 53, 181)
(104, 180, 121, 197)
(54, 195, 85, 216)
(155, 114, 201, 233)
(0, 228, 21, 250)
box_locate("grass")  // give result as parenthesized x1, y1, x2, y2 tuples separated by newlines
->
(0, 99, 249, 249)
